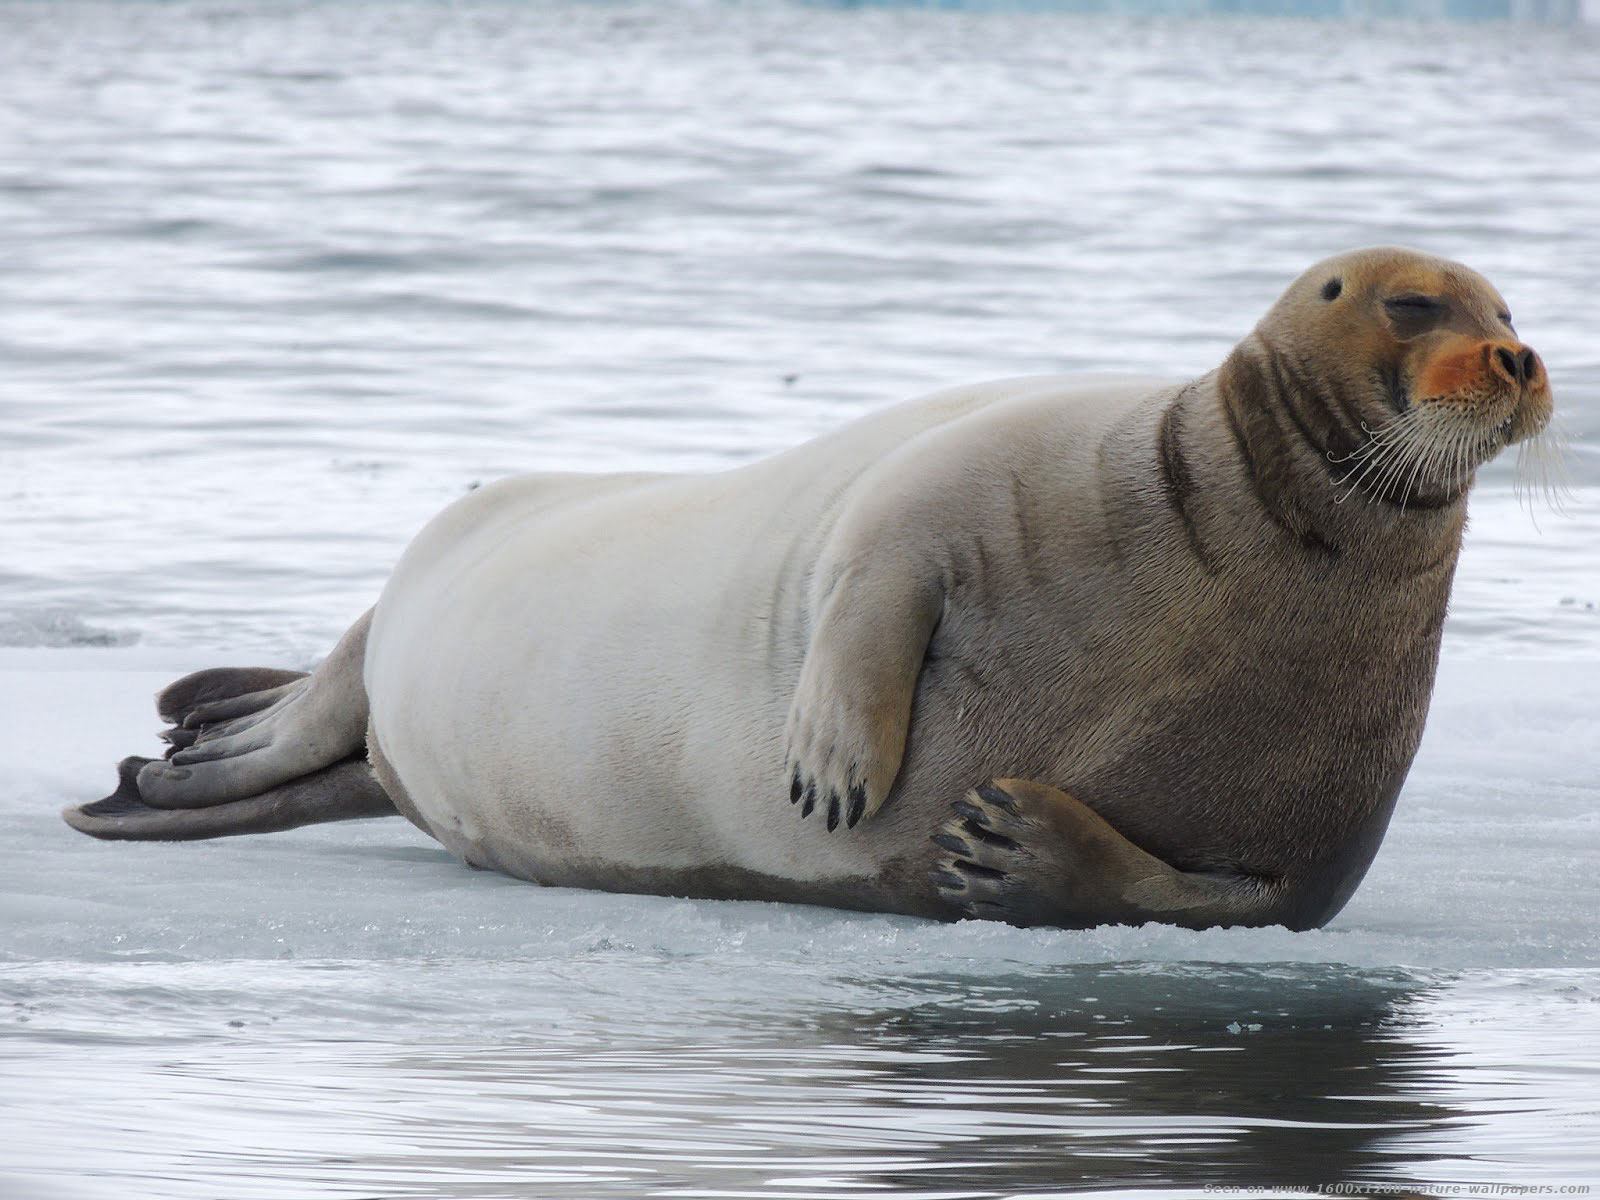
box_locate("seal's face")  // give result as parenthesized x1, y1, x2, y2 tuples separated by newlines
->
(1265, 247, 1554, 506)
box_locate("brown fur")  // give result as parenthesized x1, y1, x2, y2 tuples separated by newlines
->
(929, 247, 1552, 927)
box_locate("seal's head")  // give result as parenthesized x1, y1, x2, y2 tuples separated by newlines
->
(1245, 247, 1554, 508)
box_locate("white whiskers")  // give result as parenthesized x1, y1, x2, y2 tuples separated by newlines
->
(1514, 416, 1572, 522)
(1327, 406, 1504, 511)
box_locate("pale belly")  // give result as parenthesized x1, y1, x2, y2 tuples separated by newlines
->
(360, 374, 1165, 891)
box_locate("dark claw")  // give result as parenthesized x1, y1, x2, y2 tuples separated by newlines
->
(790, 769, 803, 804)
(801, 782, 817, 817)
(968, 900, 1013, 920)
(826, 792, 841, 832)
(976, 782, 1021, 814)
(956, 859, 1007, 881)
(931, 832, 970, 855)
(845, 783, 866, 829)
(952, 798, 989, 827)
(930, 867, 967, 891)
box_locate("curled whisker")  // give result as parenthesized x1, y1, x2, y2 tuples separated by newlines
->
(1332, 408, 1428, 503)
(1335, 439, 1396, 502)
(1327, 419, 1395, 465)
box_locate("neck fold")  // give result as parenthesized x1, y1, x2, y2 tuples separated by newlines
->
(1210, 339, 1467, 574)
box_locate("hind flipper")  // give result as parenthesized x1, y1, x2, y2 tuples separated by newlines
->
(170, 679, 304, 733)
(63, 755, 396, 841)
(157, 667, 309, 726)
(137, 609, 374, 809)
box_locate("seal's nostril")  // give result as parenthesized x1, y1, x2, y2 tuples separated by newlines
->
(1517, 346, 1539, 385)
(1494, 345, 1521, 385)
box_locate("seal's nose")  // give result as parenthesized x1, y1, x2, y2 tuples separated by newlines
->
(1487, 342, 1543, 390)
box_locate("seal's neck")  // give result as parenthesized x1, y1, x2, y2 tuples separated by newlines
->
(1209, 338, 1468, 575)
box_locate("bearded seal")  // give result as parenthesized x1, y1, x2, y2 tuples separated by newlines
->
(64, 247, 1554, 931)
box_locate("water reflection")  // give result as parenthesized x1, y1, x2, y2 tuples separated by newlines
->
(757, 965, 1459, 1194)
(236, 965, 1468, 1196)
(6, 958, 1595, 1196)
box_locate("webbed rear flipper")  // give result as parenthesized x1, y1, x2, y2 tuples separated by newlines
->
(61, 609, 388, 840)
(64, 754, 395, 841)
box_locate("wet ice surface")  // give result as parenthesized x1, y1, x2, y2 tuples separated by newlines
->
(3, 655, 1599, 1196)
(3, 0, 1600, 1196)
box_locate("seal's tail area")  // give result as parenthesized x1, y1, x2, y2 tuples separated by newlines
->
(61, 626, 393, 839)
(63, 753, 395, 840)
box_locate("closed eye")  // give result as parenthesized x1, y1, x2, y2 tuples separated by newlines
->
(1383, 293, 1448, 337)
(1385, 294, 1445, 312)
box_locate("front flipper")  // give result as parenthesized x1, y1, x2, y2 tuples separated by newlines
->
(932, 779, 1286, 931)
(64, 754, 396, 840)
(785, 560, 944, 832)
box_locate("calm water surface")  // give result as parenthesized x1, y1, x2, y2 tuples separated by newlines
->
(1, 1, 1598, 1196)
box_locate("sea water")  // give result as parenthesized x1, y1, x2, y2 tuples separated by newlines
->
(1, 2, 1597, 1196)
